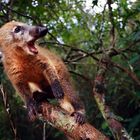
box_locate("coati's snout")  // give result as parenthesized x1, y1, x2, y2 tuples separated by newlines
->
(36, 26, 48, 38)
(0, 21, 48, 55)
(29, 26, 48, 39)
(39, 27, 48, 37)
(27, 26, 48, 54)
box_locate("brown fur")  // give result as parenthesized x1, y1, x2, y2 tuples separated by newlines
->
(0, 21, 85, 123)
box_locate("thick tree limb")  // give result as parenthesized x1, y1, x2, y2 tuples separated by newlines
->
(93, 61, 133, 140)
(39, 102, 109, 140)
(0, 84, 109, 140)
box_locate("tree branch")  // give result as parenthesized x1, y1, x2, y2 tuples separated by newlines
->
(39, 102, 109, 140)
(93, 58, 133, 140)
(112, 62, 140, 86)
(0, 84, 109, 140)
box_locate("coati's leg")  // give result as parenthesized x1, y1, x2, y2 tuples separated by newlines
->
(43, 68, 85, 124)
(60, 80, 86, 124)
(43, 66, 64, 99)
(70, 98, 85, 124)
(60, 96, 85, 124)
(15, 82, 38, 121)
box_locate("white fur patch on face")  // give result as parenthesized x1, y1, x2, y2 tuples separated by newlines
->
(24, 31, 34, 42)
(12, 24, 33, 43)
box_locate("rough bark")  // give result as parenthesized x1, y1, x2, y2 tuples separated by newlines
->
(38, 102, 109, 140)
(93, 61, 132, 140)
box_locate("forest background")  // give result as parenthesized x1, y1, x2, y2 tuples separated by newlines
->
(0, 0, 140, 140)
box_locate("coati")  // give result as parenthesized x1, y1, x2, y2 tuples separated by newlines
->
(0, 21, 85, 124)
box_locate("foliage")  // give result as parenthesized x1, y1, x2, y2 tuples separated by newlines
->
(0, 0, 140, 139)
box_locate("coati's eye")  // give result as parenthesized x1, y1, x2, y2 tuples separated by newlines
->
(14, 26, 22, 33)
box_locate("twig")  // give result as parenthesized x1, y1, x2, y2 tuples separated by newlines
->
(0, 85, 20, 140)
(6, 0, 14, 21)
(43, 122, 46, 140)
(1, 2, 38, 23)
(99, 2, 107, 49)
(107, 0, 116, 48)
(112, 62, 140, 86)
(69, 70, 92, 83)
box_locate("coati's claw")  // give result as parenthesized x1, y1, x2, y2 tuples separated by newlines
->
(27, 99, 38, 121)
(71, 112, 85, 125)
(52, 79, 64, 99)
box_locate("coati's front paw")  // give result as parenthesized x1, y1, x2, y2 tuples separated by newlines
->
(71, 112, 85, 125)
(27, 99, 38, 122)
(52, 79, 64, 99)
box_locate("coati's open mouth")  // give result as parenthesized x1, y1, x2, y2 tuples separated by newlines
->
(27, 40, 38, 54)
(27, 26, 48, 55)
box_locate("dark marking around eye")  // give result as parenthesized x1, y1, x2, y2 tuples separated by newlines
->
(14, 26, 22, 33)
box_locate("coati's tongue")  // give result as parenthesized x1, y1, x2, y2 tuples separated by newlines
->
(28, 45, 38, 54)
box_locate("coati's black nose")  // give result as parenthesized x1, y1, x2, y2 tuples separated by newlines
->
(37, 26, 48, 37)
(29, 26, 48, 39)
